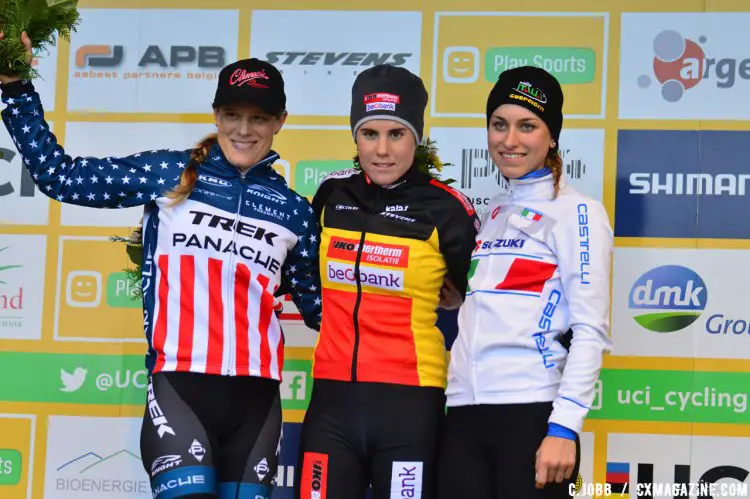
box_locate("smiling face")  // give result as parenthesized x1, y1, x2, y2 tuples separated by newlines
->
(72, 275, 97, 301)
(487, 103, 554, 179)
(446, 48, 477, 80)
(214, 103, 286, 169)
(355, 120, 417, 186)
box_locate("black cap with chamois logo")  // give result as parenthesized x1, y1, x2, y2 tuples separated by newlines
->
(212, 58, 286, 116)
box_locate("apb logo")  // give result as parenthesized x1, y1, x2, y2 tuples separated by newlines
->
(629, 265, 707, 333)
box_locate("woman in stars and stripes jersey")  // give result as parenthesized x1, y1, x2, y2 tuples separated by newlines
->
(437, 66, 613, 498)
(0, 32, 321, 499)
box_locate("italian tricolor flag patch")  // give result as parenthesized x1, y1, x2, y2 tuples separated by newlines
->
(520, 207, 543, 221)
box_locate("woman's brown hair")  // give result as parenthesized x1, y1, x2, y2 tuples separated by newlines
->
(547, 148, 563, 199)
(165, 133, 218, 206)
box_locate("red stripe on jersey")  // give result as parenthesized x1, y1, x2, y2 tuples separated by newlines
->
(429, 178, 476, 215)
(206, 258, 224, 375)
(496, 258, 558, 293)
(176, 255, 195, 372)
(256, 273, 274, 378)
(234, 263, 251, 376)
(153, 255, 169, 372)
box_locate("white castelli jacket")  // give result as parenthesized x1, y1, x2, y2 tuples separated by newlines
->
(446, 169, 613, 434)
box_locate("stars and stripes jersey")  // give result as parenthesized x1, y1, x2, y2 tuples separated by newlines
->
(445, 170, 614, 434)
(1, 80, 322, 379)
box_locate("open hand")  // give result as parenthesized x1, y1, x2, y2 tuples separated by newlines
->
(0, 31, 33, 85)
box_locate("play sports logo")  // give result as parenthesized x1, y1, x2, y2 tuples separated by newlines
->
(443, 46, 595, 85)
(628, 265, 708, 333)
(432, 13, 606, 118)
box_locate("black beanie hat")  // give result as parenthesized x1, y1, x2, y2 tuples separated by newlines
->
(213, 58, 286, 116)
(350, 65, 428, 144)
(485, 66, 564, 149)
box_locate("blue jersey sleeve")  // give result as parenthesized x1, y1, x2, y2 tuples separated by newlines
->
(280, 192, 322, 331)
(1, 80, 188, 208)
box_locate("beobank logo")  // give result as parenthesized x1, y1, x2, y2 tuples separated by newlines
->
(327, 262, 404, 292)
(636, 30, 749, 102)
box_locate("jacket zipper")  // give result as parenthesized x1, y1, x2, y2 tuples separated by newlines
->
(351, 185, 379, 382)
(225, 167, 248, 375)
(350, 223, 368, 382)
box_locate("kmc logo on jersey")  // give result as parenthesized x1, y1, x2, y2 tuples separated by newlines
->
(628, 265, 708, 333)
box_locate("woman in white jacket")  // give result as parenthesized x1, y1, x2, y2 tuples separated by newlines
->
(437, 66, 613, 498)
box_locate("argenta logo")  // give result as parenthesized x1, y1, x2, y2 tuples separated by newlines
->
(629, 265, 707, 333)
(637, 30, 750, 102)
(75, 45, 124, 68)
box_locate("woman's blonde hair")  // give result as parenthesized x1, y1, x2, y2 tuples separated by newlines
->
(165, 133, 218, 206)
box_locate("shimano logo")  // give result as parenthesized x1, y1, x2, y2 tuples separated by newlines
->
(198, 174, 231, 187)
(629, 172, 750, 195)
(385, 205, 408, 212)
(147, 380, 175, 438)
(151, 455, 182, 477)
(265, 51, 412, 67)
(247, 184, 287, 204)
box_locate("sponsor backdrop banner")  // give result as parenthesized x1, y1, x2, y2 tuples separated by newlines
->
(1, 1, 750, 498)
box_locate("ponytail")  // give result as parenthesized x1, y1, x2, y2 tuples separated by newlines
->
(166, 133, 218, 206)
(547, 149, 563, 199)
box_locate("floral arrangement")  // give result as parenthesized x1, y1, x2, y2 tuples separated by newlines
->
(0, 0, 81, 79)
(109, 221, 143, 299)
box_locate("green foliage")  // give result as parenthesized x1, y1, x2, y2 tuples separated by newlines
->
(109, 224, 143, 300)
(0, 0, 81, 79)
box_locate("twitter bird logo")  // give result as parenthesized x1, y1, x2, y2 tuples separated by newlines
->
(60, 367, 87, 392)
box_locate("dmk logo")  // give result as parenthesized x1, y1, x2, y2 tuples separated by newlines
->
(0, 147, 35, 197)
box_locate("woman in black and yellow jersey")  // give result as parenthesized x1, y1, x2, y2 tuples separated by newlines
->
(294, 65, 479, 499)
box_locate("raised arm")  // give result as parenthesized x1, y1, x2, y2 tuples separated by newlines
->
(0, 32, 187, 208)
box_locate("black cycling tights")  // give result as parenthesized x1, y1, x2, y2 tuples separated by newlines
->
(295, 379, 446, 499)
(140, 371, 282, 499)
(437, 402, 581, 499)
